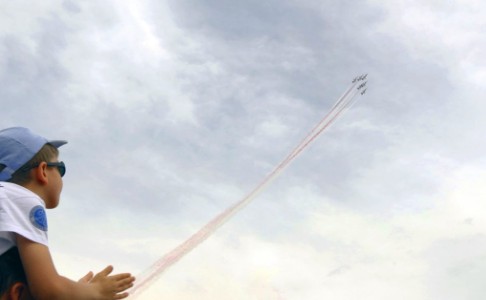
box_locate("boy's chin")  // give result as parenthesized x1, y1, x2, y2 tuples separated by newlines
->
(45, 200, 60, 209)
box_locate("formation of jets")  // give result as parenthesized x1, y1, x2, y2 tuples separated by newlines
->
(352, 73, 367, 83)
(352, 73, 368, 95)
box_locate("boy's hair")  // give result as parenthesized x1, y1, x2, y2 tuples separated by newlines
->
(0, 247, 27, 296)
(7, 144, 59, 186)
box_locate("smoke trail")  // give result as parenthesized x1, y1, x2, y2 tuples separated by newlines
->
(130, 76, 368, 298)
(277, 81, 361, 170)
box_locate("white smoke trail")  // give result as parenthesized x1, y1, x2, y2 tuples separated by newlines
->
(130, 76, 368, 298)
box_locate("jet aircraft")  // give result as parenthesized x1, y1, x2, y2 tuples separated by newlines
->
(352, 73, 368, 83)
(357, 82, 367, 89)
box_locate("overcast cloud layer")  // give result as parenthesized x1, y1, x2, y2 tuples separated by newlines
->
(2, 1, 486, 299)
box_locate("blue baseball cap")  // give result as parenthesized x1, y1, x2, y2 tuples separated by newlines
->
(0, 127, 67, 181)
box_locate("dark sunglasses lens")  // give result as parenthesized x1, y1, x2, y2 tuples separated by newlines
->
(58, 163, 66, 177)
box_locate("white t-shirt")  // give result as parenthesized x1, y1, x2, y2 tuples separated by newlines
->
(0, 182, 48, 255)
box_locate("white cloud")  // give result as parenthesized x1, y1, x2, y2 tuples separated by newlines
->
(130, 163, 486, 299)
(371, 0, 486, 85)
(3, 0, 486, 299)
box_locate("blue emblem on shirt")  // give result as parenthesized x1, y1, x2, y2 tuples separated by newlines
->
(30, 206, 48, 231)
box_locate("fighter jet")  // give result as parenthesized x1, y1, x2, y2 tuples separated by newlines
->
(361, 88, 367, 95)
(352, 73, 368, 83)
(357, 81, 367, 89)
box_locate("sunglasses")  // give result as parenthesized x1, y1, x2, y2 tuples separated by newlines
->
(23, 161, 66, 177)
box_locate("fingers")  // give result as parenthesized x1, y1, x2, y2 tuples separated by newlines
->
(90, 266, 135, 298)
(78, 271, 94, 283)
(113, 292, 130, 300)
(98, 265, 114, 276)
(91, 265, 116, 286)
(108, 274, 135, 293)
(109, 273, 133, 281)
(116, 276, 135, 291)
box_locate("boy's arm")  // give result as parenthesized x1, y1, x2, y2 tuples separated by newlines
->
(16, 235, 134, 300)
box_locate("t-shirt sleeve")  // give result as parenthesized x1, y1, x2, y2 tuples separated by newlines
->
(0, 196, 48, 247)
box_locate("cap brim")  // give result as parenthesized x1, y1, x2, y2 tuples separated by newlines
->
(48, 140, 68, 148)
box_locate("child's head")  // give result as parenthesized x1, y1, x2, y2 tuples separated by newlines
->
(0, 127, 67, 182)
(6, 144, 61, 185)
(0, 247, 33, 300)
(0, 127, 67, 206)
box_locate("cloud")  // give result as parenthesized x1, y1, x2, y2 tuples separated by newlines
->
(130, 163, 486, 299)
(370, 0, 486, 85)
(2, 0, 486, 299)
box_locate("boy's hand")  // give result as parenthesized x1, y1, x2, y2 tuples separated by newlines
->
(78, 271, 94, 283)
(17, 234, 135, 300)
(90, 266, 135, 299)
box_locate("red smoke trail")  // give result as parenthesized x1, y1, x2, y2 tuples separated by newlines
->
(130, 77, 367, 298)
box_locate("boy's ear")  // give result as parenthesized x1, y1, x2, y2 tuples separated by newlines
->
(32, 162, 49, 185)
(7, 282, 27, 300)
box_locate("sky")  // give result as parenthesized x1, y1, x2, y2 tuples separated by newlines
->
(1, 0, 486, 299)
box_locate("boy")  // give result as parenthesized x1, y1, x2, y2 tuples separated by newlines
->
(0, 127, 135, 299)
(0, 247, 32, 300)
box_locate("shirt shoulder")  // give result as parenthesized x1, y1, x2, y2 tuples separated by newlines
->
(0, 182, 48, 247)
(0, 182, 44, 207)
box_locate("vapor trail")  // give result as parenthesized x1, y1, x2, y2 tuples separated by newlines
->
(130, 76, 368, 298)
